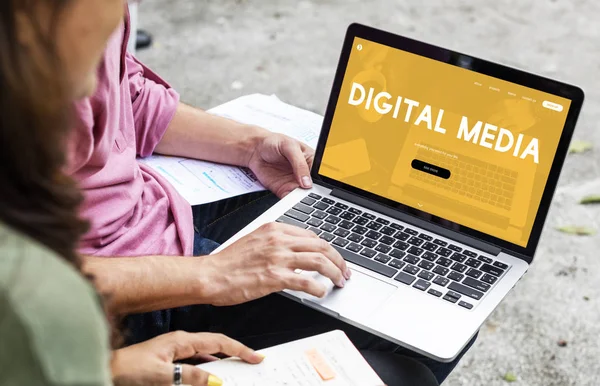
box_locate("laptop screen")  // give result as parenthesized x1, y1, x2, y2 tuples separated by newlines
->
(318, 37, 572, 248)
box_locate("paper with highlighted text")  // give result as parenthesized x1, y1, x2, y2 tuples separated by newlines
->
(139, 94, 323, 205)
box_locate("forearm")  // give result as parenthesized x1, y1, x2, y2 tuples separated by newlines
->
(154, 103, 268, 167)
(82, 255, 215, 315)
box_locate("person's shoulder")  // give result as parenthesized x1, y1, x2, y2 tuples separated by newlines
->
(0, 222, 112, 386)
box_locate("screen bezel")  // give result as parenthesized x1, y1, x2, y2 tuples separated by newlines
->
(311, 23, 585, 259)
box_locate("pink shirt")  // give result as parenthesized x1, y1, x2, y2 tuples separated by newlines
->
(68, 18, 194, 257)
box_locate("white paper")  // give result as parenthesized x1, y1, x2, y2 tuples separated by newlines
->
(198, 330, 384, 386)
(139, 94, 324, 205)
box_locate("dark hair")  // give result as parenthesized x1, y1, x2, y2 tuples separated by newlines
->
(0, 1, 89, 265)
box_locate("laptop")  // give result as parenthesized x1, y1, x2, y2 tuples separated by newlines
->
(213, 23, 584, 362)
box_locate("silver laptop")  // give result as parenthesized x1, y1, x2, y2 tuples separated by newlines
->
(214, 24, 584, 362)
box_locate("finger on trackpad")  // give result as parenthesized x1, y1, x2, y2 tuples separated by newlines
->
(296, 270, 397, 319)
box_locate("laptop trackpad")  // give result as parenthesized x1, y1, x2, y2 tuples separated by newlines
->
(298, 270, 397, 320)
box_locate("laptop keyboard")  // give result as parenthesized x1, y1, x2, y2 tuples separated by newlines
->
(411, 144, 518, 211)
(277, 193, 511, 310)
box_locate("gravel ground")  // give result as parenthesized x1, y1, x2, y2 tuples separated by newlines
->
(137, 1, 600, 384)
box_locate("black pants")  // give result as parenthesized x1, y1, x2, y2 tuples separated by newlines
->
(126, 192, 476, 385)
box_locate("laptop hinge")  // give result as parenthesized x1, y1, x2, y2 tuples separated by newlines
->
(331, 188, 501, 256)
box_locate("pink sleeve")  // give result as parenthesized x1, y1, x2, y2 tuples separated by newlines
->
(126, 53, 180, 157)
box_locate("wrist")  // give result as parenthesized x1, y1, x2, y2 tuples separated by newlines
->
(241, 124, 269, 168)
(190, 254, 226, 306)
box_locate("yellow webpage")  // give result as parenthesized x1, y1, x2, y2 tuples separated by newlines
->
(320, 38, 571, 247)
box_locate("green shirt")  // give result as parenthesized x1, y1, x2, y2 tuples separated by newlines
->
(0, 222, 112, 386)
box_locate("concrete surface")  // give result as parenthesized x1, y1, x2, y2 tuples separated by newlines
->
(137, 1, 600, 384)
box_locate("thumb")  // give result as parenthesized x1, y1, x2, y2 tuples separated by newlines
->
(281, 139, 312, 189)
(180, 364, 223, 386)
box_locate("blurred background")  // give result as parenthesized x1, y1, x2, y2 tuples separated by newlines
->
(136, 1, 600, 385)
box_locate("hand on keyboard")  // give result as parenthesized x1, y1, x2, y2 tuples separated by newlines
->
(205, 222, 351, 306)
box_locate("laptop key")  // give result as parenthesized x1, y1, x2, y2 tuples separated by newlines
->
(360, 248, 377, 259)
(321, 198, 335, 205)
(493, 261, 509, 270)
(390, 223, 404, 230)
(362, 213, 376, 220)
(393, 241, 410, 250)
(376, 218, 390, 225)
(404, 228, 419, 236)
(481, 274, 498, 285)
(301, 197, 316, 206)
(285, 209, 309, 222)
(375, 244, 392, 254)
(361, 239, 377, 248)
(333, 228, 350, 238)
(451, 263, 468, 273)
(335, 202, 348, 210)
(446, 290, 462, 299)
(313, 210, 327, 219)
(463, 250, 478, 258)
(408, 237, 424, 246)
(407, 246, 424, 256)
(448, 271, 465, 282)
(450, 253, 467, 263)
(422, 252, 437, 261)
(480, 263, 503, 277)
(347, 233, 363, 243)
(332, 245, 398, 278)
(348, 207, 362, 215)
(277, 216, 309, 229)
(463, 277, 491, 292)
(366, 230, 382, 240)
(314, 202, 329, 211)
(448, 244, 463, 252)
(347, 243, 363, 253)
(448, 282, 483, 300)
(339, 220, 354, 229)
(308, 193, 322, 200)
(418, 261, 434, 271)
(419, 233, 433, 241)
(375, 253, 392, 264)
(394, 271, 416, 285)
(458, 301, 474, 310)
(422, 242, 438, 252)
(413, 279, 431, 291)
(321, 223, 336, 232)
(339, 212, 356, 221)
(307, 218, 323, 227)
(293, 203, 315, 214)
(465, 268, 483, 279)
(404, 254, 420, 265)
(403, 264, 420, 275)
(465, 258, 482, 268)
(333, 237, 350, 248)
(353, 217, 369, 225)
(433, 276, 450, 287)
(437, 247, 453, 257)
(427, 289, 443, 297)
(390, 249, 406, 259)
(319, 232, 335, 242)
(353, 225, 368, 235)
(436, 257, 453, 267)
(366, 221, 383, 231)
(394, 232, 410, 241)
(388, 259, 405, 270)
(478, 255, 493, 264)
(308, 227, 322, 235)
(433, 239, 448, 247)
(418, 271, 435, 281)
(326, 207, 342, 215)
(379, 235, 395, 245)
(381, 226, 396, 236)
(443, 294, 459, 303)
(433, 266, 449, 276)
